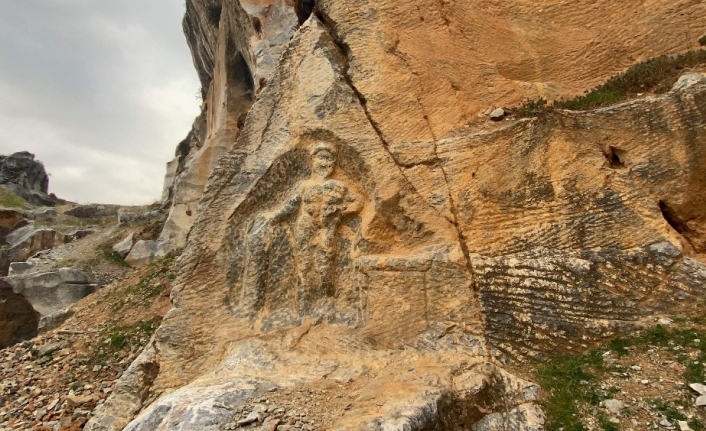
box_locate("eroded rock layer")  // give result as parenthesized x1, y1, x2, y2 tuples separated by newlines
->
(88, 0, 706, 429)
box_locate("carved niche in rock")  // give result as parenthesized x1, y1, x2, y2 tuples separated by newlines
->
(227, 133, 367, 328)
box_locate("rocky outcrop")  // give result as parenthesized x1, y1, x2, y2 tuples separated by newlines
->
(91, 1, 706, 429)
(159, 0, 299, 252)
(2, 268, 95, 317)
(0, 279, 39, 348)
(0, 151, 49, 194)
(65, 204, 120, 219)
(0, 209, 26, 245)
(0, 224, 93, 276)
(0, 151, 55, 206)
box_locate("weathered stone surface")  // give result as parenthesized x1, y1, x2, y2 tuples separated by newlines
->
(118, 210, 161, 224)
(8, 261, 35, 275)
(38, 306, 75, 333)
(92, 0, 706, 429)
(0, 279, 39, 348)
(0, 208, 26, 245)
(489, 107, 505, 121)
(65, 204, 120, 219)
(22, 207, 58, 221)
(2, 268, 95, 316)
(113, 233, 135, 258)
(0, 224, 93, 275)
(160, 0, 299, 251)
(124, 240, 167, 267)
(0, 151, 49, 193)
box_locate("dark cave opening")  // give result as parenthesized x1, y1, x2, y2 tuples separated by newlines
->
(295, 0, 316, 25)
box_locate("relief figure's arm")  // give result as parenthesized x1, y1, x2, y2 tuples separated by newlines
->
(342, 186, 363, 215)
(269, 185, 302, 222)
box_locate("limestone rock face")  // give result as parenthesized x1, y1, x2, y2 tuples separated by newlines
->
(159, 0, 299, 251)
(91, 1, 706, 429)
(2, 268, 95, 317)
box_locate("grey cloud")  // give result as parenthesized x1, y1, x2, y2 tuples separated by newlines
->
(0, 0, 201, 204)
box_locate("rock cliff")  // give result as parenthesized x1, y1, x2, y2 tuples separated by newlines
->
(88, 1, 706, 429)
(0, 151, 54, 206)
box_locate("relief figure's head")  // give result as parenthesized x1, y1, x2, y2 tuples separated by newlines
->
(310, 142, 337, 180)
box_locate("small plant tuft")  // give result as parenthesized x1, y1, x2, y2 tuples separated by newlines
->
(100, 245, 130, 267)
(106, 252, 177, 311)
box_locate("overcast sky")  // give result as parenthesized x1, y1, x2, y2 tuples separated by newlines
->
(0, 1, 201, 205)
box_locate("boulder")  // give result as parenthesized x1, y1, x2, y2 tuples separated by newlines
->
(0, 279, 39, 348)
(65, 203, 119, 218)
(112, 233, 135, 258)
(672, 72, 706, 92)
(0, 183, 55, 207)
(124, 240, 167, 267)
(2, 268, 95, 316)
(489, 107, 506, 120)
(8, 262, 35, 276)
(0, 151, 49, 195)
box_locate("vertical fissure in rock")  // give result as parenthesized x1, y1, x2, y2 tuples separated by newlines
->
(314, 8, 477, 287)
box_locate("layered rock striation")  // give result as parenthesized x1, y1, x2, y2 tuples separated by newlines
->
(88, 1, 706, 429)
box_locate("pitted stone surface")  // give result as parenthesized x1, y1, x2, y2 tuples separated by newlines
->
(88, 1, 706, 429)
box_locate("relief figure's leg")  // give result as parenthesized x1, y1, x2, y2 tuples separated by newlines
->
(295, 216, 318, 314)
(242, 216, 270, 312)
(317, 221, 339, 297)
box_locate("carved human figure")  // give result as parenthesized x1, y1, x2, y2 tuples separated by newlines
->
(241, 141, 362, 315)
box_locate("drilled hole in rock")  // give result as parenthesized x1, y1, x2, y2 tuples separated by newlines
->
(295, 0, 315, 25)
(659, 200, 689, 234)
(604, 146, 626, 169)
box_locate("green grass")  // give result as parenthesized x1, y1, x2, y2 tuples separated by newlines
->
(99, 244, 130, 267)
(0, 187, 30, 209)
(514, 48, 706, 116)
(538, 323, 706, 430)
(87, 317, 161, 366)
(535, 350, 606, 431)
(647, 397, 704, 431)
(107, 252, 177, 310)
